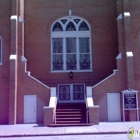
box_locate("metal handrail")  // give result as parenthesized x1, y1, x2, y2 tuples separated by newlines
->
(54, 94, 58, 124)
(86, 110, 89, 124)
(54, 109, 56, 124)
(84, 93, 89, 124)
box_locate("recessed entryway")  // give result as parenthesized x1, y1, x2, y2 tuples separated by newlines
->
(24, 95, 37, 123)
(58, 84, 85, 103)
(107, 93, 121, 122)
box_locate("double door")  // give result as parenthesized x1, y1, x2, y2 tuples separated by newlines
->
(58, 84, 85, 103)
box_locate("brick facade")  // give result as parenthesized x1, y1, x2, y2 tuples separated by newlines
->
(0, 0, 139, 125)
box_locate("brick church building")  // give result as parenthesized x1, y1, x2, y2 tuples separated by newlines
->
(0, 0, 139, 126)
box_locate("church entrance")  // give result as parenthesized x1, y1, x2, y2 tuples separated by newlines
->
(58, 84, 85, 103)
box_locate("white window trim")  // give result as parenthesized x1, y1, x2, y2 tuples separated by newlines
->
(51, 16, 92, 72)
(0, 37, 2, 65)
(51, 16, 91, 31)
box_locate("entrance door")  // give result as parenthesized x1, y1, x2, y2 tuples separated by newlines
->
(24, 95, 37, 123)
(107, 93, 121, 122)
(58, 84, 85, 103)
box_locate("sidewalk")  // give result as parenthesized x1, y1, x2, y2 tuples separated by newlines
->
(0, 122, 140, 137)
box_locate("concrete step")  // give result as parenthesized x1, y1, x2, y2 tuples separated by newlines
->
(56, 111, 86, 114)
(56, 117, 86, 121)
(55, 103, 87, 126)
(56, 109, 86, 112)
(56, 114, 86, 117)
(55, 120, 87, 124)
(48, 123, 93, 127)
(57, 103, 86, 108)
(56, 109, 86, 113)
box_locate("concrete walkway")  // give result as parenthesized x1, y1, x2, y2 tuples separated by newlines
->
(0, 122, 140, 137)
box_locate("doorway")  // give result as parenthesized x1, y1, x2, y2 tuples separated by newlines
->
(58, 84, 85, 103)
(107, 93, 121, 122)
(24, 95, 37, 123)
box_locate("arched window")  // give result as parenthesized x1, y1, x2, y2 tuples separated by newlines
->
(51, 16, 92, 72)
(0, 37, 2, 64)
(66, 22, 76, 31)
(52, 22, 63, 31)
(79, 21, 89, 31)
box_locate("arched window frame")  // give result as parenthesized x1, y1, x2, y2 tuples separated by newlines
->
(51, 16, 92, 72)
(0, 37, 2, 64)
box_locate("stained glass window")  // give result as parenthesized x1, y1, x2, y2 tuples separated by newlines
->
(61, 19, 67, 24)
(66, 22, 76, 31)
(52, 38, 63, 70)
(73, 85, 84, 100)
(59, 85, 70, 100)
(79, 21, 89, 31)
(79, 38, 90, 70)
(52, 22, 63, 31)
(51, 16, 91, 71)
(66, 38, 76, 70)
(58, 84, 85, 102)
(74, 19, 80, 24)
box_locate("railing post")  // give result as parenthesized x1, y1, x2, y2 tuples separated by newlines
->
(49, 87, 57, 124)
(84, 91, 89, 124)
(54, 110, 56, 124)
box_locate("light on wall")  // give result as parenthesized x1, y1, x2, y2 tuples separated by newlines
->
(69, 10, 72, 16)
(70, 71, 73, 79)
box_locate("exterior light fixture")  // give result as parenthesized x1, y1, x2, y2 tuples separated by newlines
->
(70, 71, 73, 79)
(69, 10, 72, 16)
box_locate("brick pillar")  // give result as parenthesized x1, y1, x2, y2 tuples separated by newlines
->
(44, 107, 54, 126)
(9, 0, 19, 124)
(124, 13, 135, 89)
(123, 0, 135, 89)
(123, 0, 130, 12)
(9, 16, 18, 124)
(117, 14, 125, 55)
(117, 0, 123, 17)
(116, 14, 127, 88)
(123, 0, 136, 121)
(19, 0, 25, 57)
(88, 106, 99, 125)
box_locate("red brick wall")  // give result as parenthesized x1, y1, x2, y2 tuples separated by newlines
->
(130, 1, 140, 117)
(94, 0, 140, 121)
(92, 71, 125, 121)
(17, 61, 50, 123)
(0, 0, 11, 124)
(24, 0, 118, 87)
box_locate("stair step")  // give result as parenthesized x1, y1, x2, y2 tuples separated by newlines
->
(56, 112, 86, 115)
(56, 109, 86, 111)
(57, 103, 86, 105)
(57, 108, 86, 110)
(56, 114, 86, 117)
(48, 123, 93, 127)
(57, 105, 86, 107)
(56, 117, 86, 120)
(57, 105, 86, 108)
(55, 103, 87, 126)
(57, 106, 86, 108)
(55, 120, 87, 124)
(56, 113, 86, 116)
(56, 111, 86, 114)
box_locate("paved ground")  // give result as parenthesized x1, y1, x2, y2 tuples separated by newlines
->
(0, 122, 140, 137)
(0, 134, 135, 140)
